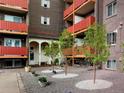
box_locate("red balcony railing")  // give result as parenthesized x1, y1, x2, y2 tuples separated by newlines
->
(67, 16, 95, 33)
(64, 5, 73, 18)
(0, 46, 28, 56)
(0, 20, 28, 33)
(0, 0, 28, 10)
(64, 0, 91, 17)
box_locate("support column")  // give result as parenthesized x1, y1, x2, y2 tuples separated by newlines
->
(39, 43, 41, 66)
(12, 59, 15, 68)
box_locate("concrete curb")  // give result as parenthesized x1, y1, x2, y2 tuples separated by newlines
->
(16, 73, 27, 93)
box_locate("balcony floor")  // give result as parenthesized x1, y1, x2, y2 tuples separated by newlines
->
(0, 55, 27, 59)
(0, 30, 28, 35)
(0, 4, 28, 13)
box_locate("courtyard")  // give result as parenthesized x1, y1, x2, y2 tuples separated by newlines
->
(1, 66, 124, 93)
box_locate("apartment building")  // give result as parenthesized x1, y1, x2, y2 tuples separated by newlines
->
(0, 0, 28, 68)
(63, 0, 95, 65)
(28, 0, 63, 66)
(64, 0, 124, 71)
(102, 0, 124, 71)
(0, 0, 122, 70)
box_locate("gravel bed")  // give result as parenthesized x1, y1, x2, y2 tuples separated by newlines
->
(21, 67, 124, 93)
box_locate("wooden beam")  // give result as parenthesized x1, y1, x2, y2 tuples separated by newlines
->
(0, 30, 28, 35)
(0, 55, 28, 59)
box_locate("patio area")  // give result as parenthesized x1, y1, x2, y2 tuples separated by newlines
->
(19, 66, 124, 93)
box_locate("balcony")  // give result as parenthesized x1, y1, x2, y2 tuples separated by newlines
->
(0, 0, 28, 13)
(0, 20, 28, 35)
(64, 0, 95, 19)
(63, 46, 91, 57)
(0, 46, 28, 58)
(67, 16, 95, 34)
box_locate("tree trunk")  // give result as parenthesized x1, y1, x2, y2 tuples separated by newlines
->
(64, 57, 68, 75)
(65, 62, 68, 75)
(51, 60, 55, 71)
(93, 64, 96, 84)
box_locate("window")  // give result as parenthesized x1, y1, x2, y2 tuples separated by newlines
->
(107, 32, 117, 45)
(15, 39, 21, 47)
(5, 39, 12, 47)
(41, 0, 50, 8)
(41, 16, 50, 25)
(106, 60, 117, 70)
(5, 15, 22, 23)
(4, 38, 21, 47)
(14, 16, 22, 23)
(107, 0, 117, 17)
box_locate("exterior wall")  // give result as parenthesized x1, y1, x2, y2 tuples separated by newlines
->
(29, 0, 64, 39)
(102, 0, 124, 70)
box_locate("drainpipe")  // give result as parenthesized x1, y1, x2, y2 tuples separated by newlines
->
(95, 0, 99, 24)
(95, 0, 103, 24)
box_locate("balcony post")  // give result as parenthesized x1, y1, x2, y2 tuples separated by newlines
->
(38, 43, 41, 66)
(12, 60, 15, 68)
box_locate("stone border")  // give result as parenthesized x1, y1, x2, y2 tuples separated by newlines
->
(75, 79, 113, 90)
(16, 73, 27, 93)
(52, 73, 78, 79)
(41, 69, 64, 74)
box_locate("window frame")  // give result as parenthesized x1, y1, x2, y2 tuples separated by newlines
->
(106, 0, 117, 17)
(4, 38, 22, 47)
(107, 32, 117, 45)
(41, 16, 50, 25)
(4, 15, 22, 23)
(106, 60, 117, 70)
(41, 0, 50, 8)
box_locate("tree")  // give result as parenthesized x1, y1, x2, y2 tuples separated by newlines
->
(59, 29, 74, 75)
(83, 24, 110, 84)
(44, 42, 59, 71)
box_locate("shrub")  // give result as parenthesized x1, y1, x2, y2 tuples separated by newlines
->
(38, 77, 47, 83)
(31, 71, 36, 74)
(54, 58, 59, 65)
(31, 71, 39, 77)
